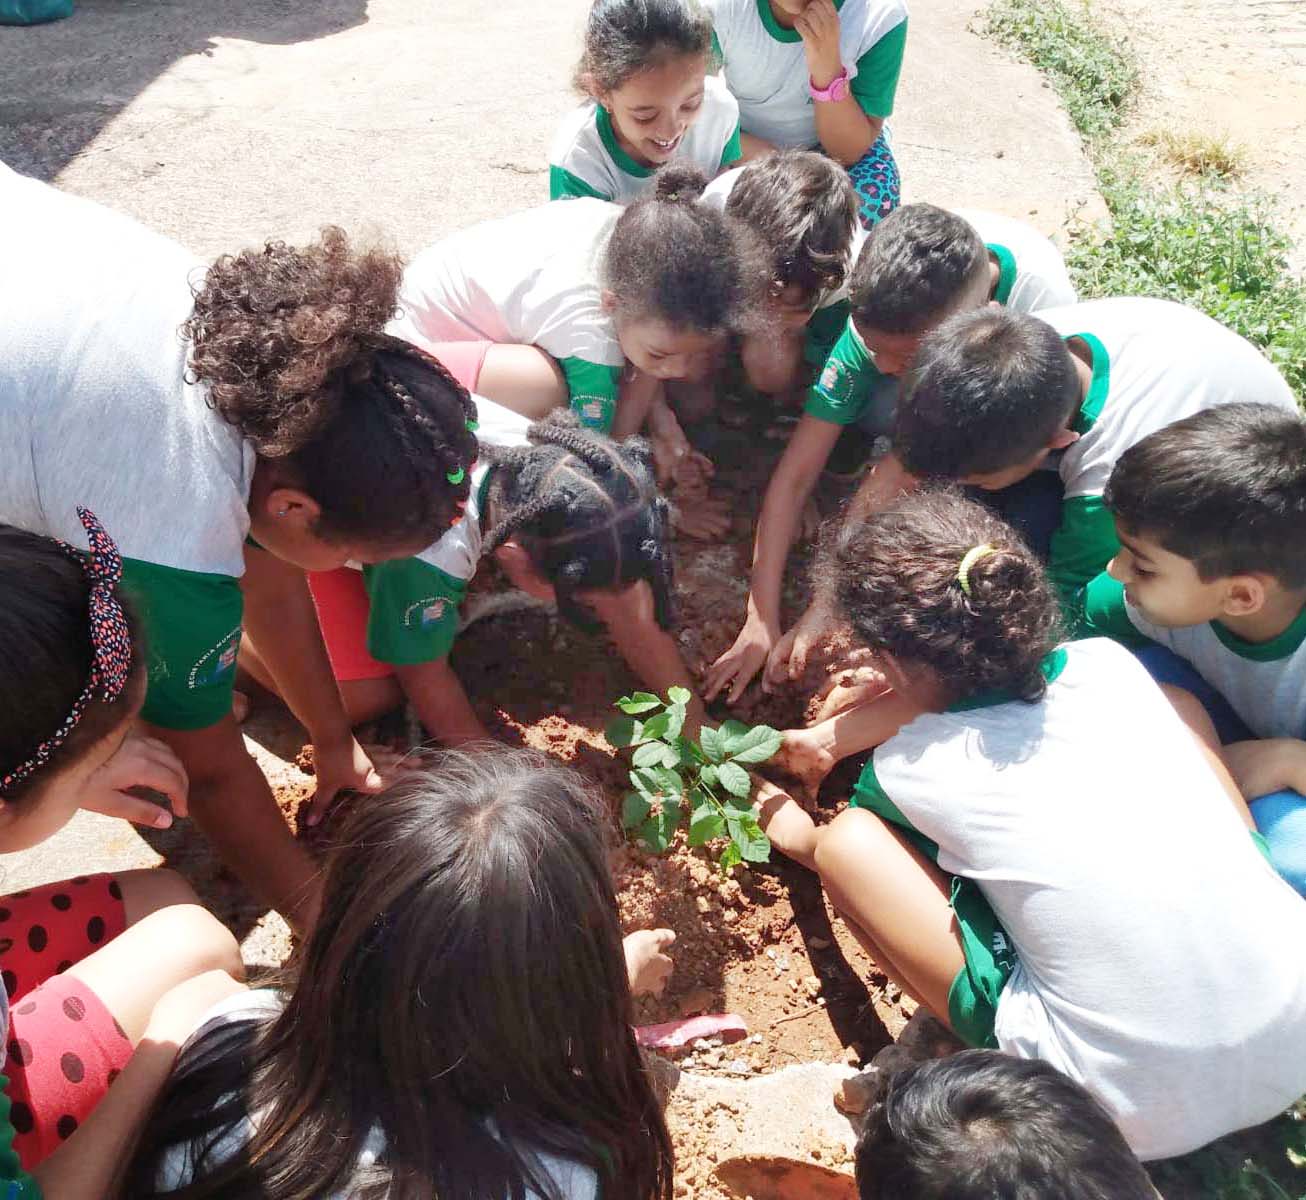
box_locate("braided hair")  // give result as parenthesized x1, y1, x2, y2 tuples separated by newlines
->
(186, 226, 479, 551)
(482, 413, 674, 634)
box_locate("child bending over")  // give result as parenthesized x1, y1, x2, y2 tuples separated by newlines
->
(552, 0, 741, 202)
(761, 488, 1306, 1160)
(1084, 403, 1306, 894)
(127, 748, 676, 1199)
(0, 515, 244, 1200)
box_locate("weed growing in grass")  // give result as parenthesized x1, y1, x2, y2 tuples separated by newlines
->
(981, 0, 1137, 139)
(1142, 127, 1247, 179)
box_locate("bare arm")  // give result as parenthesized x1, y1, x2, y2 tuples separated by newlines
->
(394, 658, 489, 746)
(799, 0, 881, 164)
(240, 546, 382, 813)
(705, 416, 841, 702)
(611, 367, 663, 440)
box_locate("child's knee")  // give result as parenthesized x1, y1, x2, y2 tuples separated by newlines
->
(146, 902, 244, 982)
(1250, 789, 1306, 896)
(814, 807, 883, 877)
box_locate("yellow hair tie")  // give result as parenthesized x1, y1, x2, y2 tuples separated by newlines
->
(957, 544, 997, 597)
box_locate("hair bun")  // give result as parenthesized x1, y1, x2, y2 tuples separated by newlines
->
(654, 162, 709, 204)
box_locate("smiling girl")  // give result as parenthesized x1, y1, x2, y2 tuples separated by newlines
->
(551, 0, 742, 204)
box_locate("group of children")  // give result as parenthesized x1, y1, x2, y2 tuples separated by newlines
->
(1, 0, 1305, 1194)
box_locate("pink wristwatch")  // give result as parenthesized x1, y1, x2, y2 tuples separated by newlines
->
(809, 67, 850, 103)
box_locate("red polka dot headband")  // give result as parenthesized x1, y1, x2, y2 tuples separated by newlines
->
(0, 508, 133, 796)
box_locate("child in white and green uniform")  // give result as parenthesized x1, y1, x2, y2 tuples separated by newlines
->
(298, 410, 708, 744)
(706, 203, 1074, 704)
(802, 489, 1306, 1161)
(705, 0, 908, 226)
(552, 0, 741, 203)
(0, 162, 481, 932)
(1081, 403, 1306, 896)
(391, 185, 757, 442)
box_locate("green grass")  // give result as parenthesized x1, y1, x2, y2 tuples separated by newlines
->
(982, 0, 1137, 139)
(980, 0, 1306, 402)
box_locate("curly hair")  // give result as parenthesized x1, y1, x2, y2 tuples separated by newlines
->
(820, 488, 1062, 703)
(604, 164, 768, 337)
(185, 227, 478, 550)
(725, 150, 859, 306)
(0, 524, 146, 804)
(574, 0, 714, 95)
(482, 413, 674, 634)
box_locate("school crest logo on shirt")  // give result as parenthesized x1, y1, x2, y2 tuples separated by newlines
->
(188, 628, 242, 690)
(819, 359, 852, 401)
(419, 598, 448, 628)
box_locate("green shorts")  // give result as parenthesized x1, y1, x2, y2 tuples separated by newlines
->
(946, 876, 1018, 1049)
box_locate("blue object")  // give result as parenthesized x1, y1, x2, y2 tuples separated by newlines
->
(1250, 790, 1306, 897)
(0, 0, 72, 23)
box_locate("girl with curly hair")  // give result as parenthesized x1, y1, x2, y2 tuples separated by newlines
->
(127, 748, 676, 1200)
(758, 487, 1306, 1161)
(245, 410, 706, 743)
(0, 165, 481, 933)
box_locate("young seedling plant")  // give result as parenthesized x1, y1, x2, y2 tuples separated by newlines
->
(606, 687, 782, 871)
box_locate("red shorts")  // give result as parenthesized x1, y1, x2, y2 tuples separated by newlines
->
(1, 874, 131, 1168)
(307, 339, 487, 685)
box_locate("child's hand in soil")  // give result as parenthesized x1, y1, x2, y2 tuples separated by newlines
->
(808, 660, 892, 725)
(764, 604, 836, 691)
(671, 495, 732, 541)
(80, 733, 189, 829)
(305, 735, 384, 827)
(625, 928, 677, 996)
(769, 727, 836, 804)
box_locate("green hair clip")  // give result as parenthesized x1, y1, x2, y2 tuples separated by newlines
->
(465, 419, 479, 432)
(446, 466, 466, 486)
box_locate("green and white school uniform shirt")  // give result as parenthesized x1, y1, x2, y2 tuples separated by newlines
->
(704, 0, 908, 149)
(701, 164, 868, 363)
(358, 398, 531, 666)
(853, 637, 1306, 1160)
(1084, 575, 1306, 740)
(391, 200, 626, 432)
(1038, 298, 1297, 609)
(806, 209, 1077, 424)
(0, 163, 253, 733)
(549, 75, 742, 203)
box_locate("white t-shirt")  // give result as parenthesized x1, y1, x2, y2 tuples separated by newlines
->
(550, 75, 742, 204)
(860, 638, 1306, 1160)
(954, 208, 1078, 313)
(0, 162, 253, 579)
(156, 989, 600, 1200)
(390, 200, 626, 430)
(705, 0, 908, 148)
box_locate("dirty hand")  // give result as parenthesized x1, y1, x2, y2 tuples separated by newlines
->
(705, 616, 778, 704)
(764, 605, 832, 691)
(809, 659, 891, 723)
(79, 734, 189, 828)
(770, 727, 837, 803)
(625, 928, 677, 996)
(305, 735, 384, 827)
(795, 0, 843, 84)
(671, 495, 732, 541)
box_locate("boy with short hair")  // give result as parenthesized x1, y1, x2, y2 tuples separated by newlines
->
(707, 203, 1075, 702)
(857, 1051, 1157, 1200)
(1083, 402, 1306, 892)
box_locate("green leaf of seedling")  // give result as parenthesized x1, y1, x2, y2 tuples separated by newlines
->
(621, 791, 650, 830)
(605, 716, 644, 749)
(664, 702, 687, 741)
(726, 725, 783, 765)
(717, 760, 752, 799)
(673, 736, 703, 767)
(632, 740, 671, 768)
(667, 686, 692, 706)
(638, 815, 671, 854)
(699, 725, 726, 763)
(734, 811, 772, 863)
(657, 797, 683, 843)
(631, 766, 682, 801)
(640, 712, 672, 742)
(630, 768, 656, 798)
(718, 841, 743, 872)
(700, 764, 719, 789)
(617, 692, 663, 715)
(688, 802, 725, 847)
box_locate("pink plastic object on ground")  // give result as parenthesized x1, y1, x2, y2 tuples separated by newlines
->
(635, 1013, 748, 1050)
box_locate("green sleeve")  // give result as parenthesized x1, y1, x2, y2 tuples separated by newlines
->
(360, 559, 468, 665)
(1079, 573, 1152, 648)
(804, 319, 880, 425)
(710, 27, 724, 67)
(850, 19, 908, 118)
(0, 1076, 42, 1198)
(719, 122, 743, 169)
(849, 758, 941, 863)
(559, 357, 624, 432)
(549, 165, 611, 202)
(804, 299, 851, 367)
(120, 558, 243, 731)
(1047, 494, 1124, 626)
